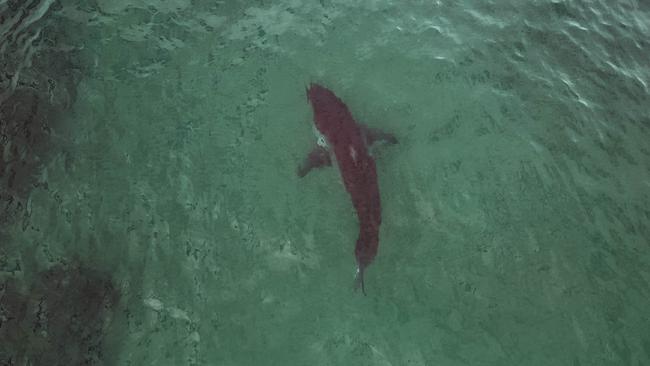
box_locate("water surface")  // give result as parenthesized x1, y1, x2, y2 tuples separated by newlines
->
(1, 1, 649, 365)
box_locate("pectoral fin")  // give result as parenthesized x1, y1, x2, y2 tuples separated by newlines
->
(297, 146, 332, 177)
(360, 124, 398, 146)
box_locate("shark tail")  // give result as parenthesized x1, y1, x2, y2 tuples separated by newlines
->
(354, 265, 367, 296)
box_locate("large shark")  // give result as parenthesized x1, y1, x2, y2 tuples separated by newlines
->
(298, 83, 397, 294)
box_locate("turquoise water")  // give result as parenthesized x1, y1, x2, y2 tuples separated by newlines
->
(1, 1, 649, 365)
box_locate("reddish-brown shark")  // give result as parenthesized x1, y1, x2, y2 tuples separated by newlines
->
(298, 83, 397, 294)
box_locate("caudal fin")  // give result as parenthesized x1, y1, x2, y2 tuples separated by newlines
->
(354, 266, 367, 296)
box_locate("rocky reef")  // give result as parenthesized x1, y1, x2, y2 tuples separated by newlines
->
(1, 0, 82, 226)
(1, 261, 120, 365)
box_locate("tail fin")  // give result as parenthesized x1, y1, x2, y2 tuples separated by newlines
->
(354, 265, 367, 296)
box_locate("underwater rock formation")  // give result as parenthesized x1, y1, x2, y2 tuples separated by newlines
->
(0, 262, 120, 365)
(1, 0, 82, 226)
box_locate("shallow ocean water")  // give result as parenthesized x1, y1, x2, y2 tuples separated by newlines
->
(1, 0, 649, 365)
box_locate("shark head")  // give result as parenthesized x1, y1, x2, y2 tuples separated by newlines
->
(305, 83, 348, 141)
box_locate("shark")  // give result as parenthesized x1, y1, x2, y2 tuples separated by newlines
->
(298, 83, 397, 294)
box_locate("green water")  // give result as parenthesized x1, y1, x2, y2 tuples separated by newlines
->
(1, 1, 649, 365)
